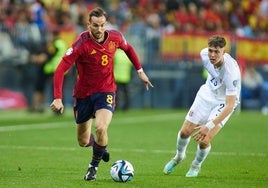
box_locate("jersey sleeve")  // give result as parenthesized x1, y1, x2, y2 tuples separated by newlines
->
(122, 44, 142, 70)
(53, 41, 80, 99)
(200, 48, 210, 64)
(224, 55, 241, 96)
(225, 71, 240, 96)
(115, 31, 142, 71)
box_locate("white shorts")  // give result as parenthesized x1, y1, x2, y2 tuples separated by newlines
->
(185, 92, 233, 128)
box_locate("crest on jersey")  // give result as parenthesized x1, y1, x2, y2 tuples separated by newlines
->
(108, 41, 116, 51)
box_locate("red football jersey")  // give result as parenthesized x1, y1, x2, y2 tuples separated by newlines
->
(53, 30, 142, 99)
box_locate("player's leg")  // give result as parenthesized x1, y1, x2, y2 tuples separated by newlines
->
(176, 120, 198, 159)
(76, 120, 99, 181)
(164, 91, 209, 174)
(84, 92, 115, 181)
(74, 97, 95, 147)
(84, 109, 113, 181)
(76, 119, 94, 147)
(94, 109, 113, 145)
(93, 92, 115, 163)
(186, 125, 221, 177)
(186, 103, 233, 177)
(73, 97, 99, 181)
(163, 120, 196, 174)
(92, 108, 113, 164)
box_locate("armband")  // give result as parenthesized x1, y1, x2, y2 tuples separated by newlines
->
(205, 121, 215, 130)
(137, 68, 143, 73)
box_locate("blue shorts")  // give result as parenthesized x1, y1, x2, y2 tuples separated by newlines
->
(73, 92, 115, 124)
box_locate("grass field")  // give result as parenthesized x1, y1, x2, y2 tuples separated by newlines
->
(0, 108, 267, 188)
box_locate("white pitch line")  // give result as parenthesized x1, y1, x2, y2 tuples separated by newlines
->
(0, 145, 266, 157)
(0, 122, 70, 132)
(1, 113, 266, 158)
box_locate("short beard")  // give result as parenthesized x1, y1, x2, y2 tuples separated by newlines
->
(91, 32, 102, 41)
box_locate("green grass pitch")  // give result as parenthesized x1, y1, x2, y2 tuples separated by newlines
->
(0, 108, 267, 188)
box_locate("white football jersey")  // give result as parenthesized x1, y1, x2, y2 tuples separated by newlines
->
(199, 48, 241, 103)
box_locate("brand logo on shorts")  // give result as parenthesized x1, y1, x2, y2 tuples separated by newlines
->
(233, 80, 238, 87)
(189, 110, 194, 117)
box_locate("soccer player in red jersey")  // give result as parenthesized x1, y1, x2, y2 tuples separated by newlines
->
(50, 7, 153, 181)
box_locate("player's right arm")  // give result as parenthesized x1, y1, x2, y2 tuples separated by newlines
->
(50, 51, 76, 114)
(50, 60, 69, 114)
(50, 41, 80, 113)
(50, 98, 64, 114)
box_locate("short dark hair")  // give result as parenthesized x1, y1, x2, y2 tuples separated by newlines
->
(89, 7, 107, 22)
(208, 36, 226, 48)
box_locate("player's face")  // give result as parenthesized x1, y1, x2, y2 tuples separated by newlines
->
(88, 16, 107, 42)
(208, 46, 225, 68)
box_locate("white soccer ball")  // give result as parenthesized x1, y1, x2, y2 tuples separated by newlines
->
(110, 160, 134, 183)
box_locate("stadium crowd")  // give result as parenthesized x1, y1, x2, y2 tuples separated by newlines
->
(0, 0, 268, 64)
(1, 0, 268, 43)
(0, 0, 268, 111)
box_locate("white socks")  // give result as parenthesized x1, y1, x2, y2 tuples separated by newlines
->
(174, 131, 190, 161)
(173, 131, 211, 168)
(192, 144, 211, 167)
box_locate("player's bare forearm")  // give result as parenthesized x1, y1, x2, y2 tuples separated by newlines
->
(213, 95, 236, 126)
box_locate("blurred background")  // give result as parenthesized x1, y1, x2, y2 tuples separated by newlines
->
(0, 0, 268, 114)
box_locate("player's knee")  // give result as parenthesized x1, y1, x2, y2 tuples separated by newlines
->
(199, 139, 211, 148)
(77, 138, 88, 147)
(180, 126, 194, 138)
(180, 129, 192, 138)
(95, 125, 107, 135)
(180, 121, 196, 137)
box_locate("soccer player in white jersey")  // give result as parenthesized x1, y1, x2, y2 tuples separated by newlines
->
(163, 36, 241, 177)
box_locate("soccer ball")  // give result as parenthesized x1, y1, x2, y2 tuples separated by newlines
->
(110, 160, 134, 183)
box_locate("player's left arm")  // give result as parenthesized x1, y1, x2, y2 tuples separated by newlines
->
(125, 45, 153, 90)
(121, 42, 153, 90)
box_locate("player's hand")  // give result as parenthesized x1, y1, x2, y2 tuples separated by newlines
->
(50, 99, 64, 114)
(192, 125, 209, 142)
(138, 71, 154, 90)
